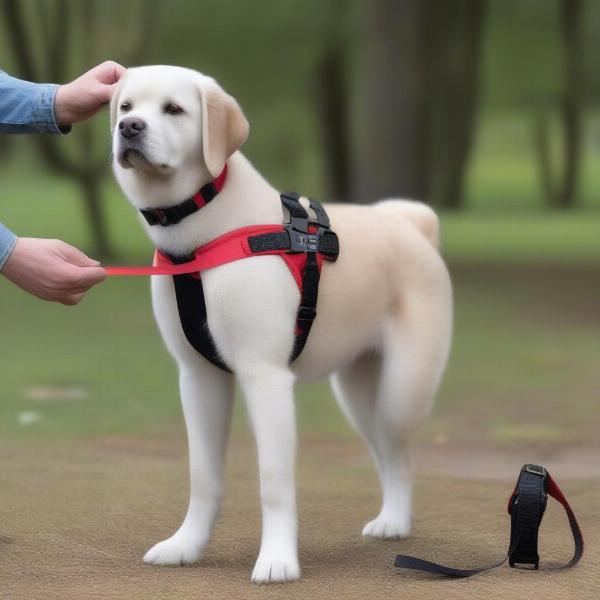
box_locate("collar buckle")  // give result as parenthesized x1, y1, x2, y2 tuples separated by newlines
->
(154, 209, 170, 226)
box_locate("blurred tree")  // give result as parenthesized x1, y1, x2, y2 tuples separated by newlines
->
(314, 33, 350, 201)
(534, 0, 584, 209)
(429, 0, 486, 210)
(1, 0, 158, 257)
(356, 0, 433, 203)
(312, 0, 352, 201)
(356, 0, 486, 208)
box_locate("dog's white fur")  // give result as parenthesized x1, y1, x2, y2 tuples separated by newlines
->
(111, 65, 453, 583)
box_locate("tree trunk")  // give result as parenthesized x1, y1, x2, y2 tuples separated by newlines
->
(430, 0, 486, 210)
(557, 0, 583, 208)
(356, 0, 434, 203)
(315, 42, 351, 201)
(79, 176, 112, 259)
(534, 0, 584, 209)
(534, 112, 555, 204)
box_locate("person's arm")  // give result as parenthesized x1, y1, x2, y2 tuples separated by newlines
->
(0, 70, 70, 134)
(0, 223, 18, 270)
(0, 61, 125, 134)
(0, 62, 124, 303)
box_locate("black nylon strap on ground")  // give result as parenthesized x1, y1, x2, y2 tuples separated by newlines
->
(394, 464, 583, 578)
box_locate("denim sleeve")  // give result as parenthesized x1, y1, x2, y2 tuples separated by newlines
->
(0, 70, 71, 134)
(0, 223, 18, 270)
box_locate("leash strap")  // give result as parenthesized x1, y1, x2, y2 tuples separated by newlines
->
(394, 464, 584, 578)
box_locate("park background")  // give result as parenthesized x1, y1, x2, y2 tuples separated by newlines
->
(0, 1, 599, 598)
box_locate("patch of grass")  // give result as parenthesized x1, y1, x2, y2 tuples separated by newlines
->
(440, 211, 600, 264)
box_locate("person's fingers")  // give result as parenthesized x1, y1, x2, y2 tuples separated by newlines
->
(93, 60, 126, 85)
(61, 292, 85, 306)
(58, 242, 101, 267)
(95, 82, 116, 105)
(73, 266, 108, 288)
(105, 81, 121, 101)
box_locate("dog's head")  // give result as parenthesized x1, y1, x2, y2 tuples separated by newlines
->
(110, 66, 249, 181)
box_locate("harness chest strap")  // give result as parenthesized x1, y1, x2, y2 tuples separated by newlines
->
(104, 223, 321, 288)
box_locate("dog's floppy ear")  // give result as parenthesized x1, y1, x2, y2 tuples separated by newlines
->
(199, 80, 249, 177)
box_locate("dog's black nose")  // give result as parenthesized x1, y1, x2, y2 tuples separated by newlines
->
(119, 117, 146, 139)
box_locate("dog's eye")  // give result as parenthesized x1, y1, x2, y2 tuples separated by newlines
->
(165, 103, 184, 115)
(120, 102, 132, 112)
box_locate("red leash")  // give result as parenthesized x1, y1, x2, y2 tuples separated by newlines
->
(104, 263, 200, 277)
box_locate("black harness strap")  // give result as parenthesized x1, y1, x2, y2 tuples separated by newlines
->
(394, 464, 584, 578)
(169, 254, 232, 372)
(248, 192, 339, 362)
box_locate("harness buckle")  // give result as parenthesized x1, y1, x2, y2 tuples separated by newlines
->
(297, 305, 317, 321)
(286, 225, 320, 253)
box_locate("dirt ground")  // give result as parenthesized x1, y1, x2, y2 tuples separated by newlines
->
(1, 434, 598, 600)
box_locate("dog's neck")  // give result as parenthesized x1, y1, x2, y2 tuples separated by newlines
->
(118, 152, 283, 257)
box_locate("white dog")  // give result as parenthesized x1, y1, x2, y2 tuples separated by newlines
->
(110, 65, 452, 583)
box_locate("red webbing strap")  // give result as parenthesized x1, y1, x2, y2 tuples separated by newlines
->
(103, 223, 315, 290)
(545, 473, 584, 567)
(192, 164, 228, 208)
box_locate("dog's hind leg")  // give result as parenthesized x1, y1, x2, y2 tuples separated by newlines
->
(330, 352, 387, 496)
(143, 362, 234, 566)
(331, 351, 415, 538)
(362, 278, 452, 540)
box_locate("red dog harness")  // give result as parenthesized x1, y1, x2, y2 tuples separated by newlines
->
(106, 168, 339, 371)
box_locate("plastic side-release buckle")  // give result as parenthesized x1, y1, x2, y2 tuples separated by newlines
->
(286, 225, 320, 253)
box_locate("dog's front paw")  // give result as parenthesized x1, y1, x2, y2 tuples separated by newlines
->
(362, 512, 411, 540)
(143, 532, 206, 566)
(251, 552, 300, 584)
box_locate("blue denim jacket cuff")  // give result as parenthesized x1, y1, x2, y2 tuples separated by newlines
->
(0, 223, 18, 271)
(34, 84, 72, 135)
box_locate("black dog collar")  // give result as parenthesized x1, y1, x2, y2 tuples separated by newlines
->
(140, 165, 228, 227)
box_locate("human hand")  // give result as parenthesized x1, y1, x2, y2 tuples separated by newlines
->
(1, 238, 107, 305)
(54, 61, 126, 125)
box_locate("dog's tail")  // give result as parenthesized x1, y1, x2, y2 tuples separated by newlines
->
(374, 199, 440, 248)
